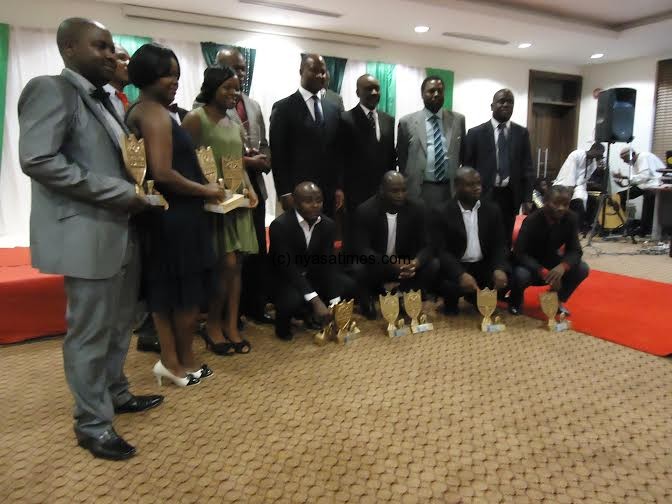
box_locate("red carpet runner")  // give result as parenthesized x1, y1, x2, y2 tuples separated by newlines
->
(2, 247, 672, 355)
(521, 270, 672, 356)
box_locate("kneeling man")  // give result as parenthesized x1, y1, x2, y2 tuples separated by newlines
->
(269, 182, 355, 340)
(350, 171, 436, 319)
(509, 185, 589, 316)
(432, 167, 509, 315)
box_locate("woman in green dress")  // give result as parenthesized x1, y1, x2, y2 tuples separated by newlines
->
(182, 66, 263, 355)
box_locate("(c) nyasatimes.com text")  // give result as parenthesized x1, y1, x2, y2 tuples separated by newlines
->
(272, 253, 414, 267)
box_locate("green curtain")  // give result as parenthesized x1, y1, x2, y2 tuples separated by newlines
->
(200, 42, 256, 95)
(113, 34, 152, 103)
(301, 54, 347, 93)
(366, 61, 396, 117)
(425, 67, 454, 111)
(0, 24, 9, 160)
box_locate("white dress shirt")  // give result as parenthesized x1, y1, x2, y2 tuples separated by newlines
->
(385, 212, 397, 256)
(295, 210, 339, 305)
(66, 69, 124, 144)
(554, 149, 599, 208)
(298, 86, 323, 122)
(491, 117, 510, 187)
(103, 83, 126, 119)
(621, 151, 664, 189)
(459, 200, 483, 263)
(360, 104, 380, 141)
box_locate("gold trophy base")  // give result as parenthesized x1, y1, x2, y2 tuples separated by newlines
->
(481, 316, 506, 333)
(411, 322, 434, 334)
(387, 321, 410, 338)
(145, 194, 168, 209)
(335, 323, 361, 345)
(547, 316, 571, 332)
(204, 194, 250, 214)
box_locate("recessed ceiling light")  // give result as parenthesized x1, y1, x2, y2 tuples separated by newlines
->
(591, 53, 604, 59)
(518, 42, 532, 49)
(414, 25, 430, 33)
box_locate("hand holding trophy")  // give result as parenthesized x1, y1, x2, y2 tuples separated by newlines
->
(196, 146, 249, 214)
(122, 134, 168, 209)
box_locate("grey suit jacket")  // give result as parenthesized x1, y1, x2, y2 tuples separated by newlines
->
(226, 94, 270, 200)
(397, 109, 466, 200)
(18, 69, 136, 280)
(323, 89, 345, 112)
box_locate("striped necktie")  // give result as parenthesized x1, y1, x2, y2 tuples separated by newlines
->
(431, 115, 447, 181)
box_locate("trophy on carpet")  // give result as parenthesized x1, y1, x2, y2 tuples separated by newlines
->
(196, 147, 249, 214)
(539, 291, 571, 332)
(121, 134, 167, 209)
(379, 292, 410, 338)
(403, 290, 434, 334)
(477, 288, 506, 333)
(313, 299, 360, 346)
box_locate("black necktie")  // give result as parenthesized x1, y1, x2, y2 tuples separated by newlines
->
(312, 95, 323, 125)
(497, 123, 510, 181)
(90, 87, 109, 102)
(367, 110, 376, 133)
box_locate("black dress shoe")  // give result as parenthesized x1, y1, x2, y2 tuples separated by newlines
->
(248, 312, 274, 325)
(114, 394, 164, 414)
(276, 329, 293, 341)
(76, 429, 136, 461)
(359, 297, 377, 320)
(136, 335, 161, 353)
(557, 304, 571, 317)
(508, 304, 522, 316)
(442, 303, 460, 316)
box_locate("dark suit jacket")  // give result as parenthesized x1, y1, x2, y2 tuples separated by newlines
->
(270, 91, 343, 205)
(341, 106, 396, 212)
(431, 198, 509, 280)
(269, 210, 337, 297)
(464, 120, 533, 211)
(354, 195, 431, 267)
(514, 210, 583, 273)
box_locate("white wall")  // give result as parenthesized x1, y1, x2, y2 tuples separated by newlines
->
(0, 0, 581, 128)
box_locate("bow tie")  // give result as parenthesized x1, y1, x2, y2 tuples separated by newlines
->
(168, 103, 179, 113)
(90, 87, 110, 102)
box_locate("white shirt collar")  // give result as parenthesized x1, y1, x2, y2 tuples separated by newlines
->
(491, 117, 510, 130)
(360, 103, 377, 116)
(295, 209, 321, 228)
(458, 200, 481, 213)
(425, 107, 443, 121)
(299, 86, 319, 103)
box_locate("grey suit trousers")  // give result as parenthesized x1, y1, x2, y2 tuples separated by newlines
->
(63, 233, 140, 437)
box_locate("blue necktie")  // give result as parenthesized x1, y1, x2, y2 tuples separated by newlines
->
(497, 123, 510, 181)
(431, 115, 447, 181)
(312, 95, 323, 125)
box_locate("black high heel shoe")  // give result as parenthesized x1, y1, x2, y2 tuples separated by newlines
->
(225, 335, 252, 354)
(197, 324, 235, 356)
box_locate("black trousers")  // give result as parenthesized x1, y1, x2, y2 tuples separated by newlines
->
(509, 261, 589, 307)
(273, 269, 356, 335)
(488, 186, 516, 249)
(618, 186, 655, 235)
(438, 261, 508, 308)
(350, 257, 439, 300)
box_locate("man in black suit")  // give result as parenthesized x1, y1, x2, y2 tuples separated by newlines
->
(269, 182, 355, 340)
(341, 74, 396, 249)
(431, 167, 509, 315)
(350, 171, 437, 319)
(270, 54, 344, 217)
(509, 185, 589, 316)
(464, 89, 534, 246)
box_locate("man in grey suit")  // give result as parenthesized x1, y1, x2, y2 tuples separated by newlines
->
(18, 18, 163, 461)
(216, 48, 274, 324)
(397, 75, 465, 208)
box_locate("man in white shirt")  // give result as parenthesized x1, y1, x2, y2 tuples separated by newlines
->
(431, 167, 509, 315)
(102, 45, 130, 119)
(269, 182, 355, 340)
(553, 143, 605, 230)
(614, 148, 664, 235)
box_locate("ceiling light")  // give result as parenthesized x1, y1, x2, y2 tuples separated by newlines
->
(442, 32, 509, 45)
(591, 53, 604, 59)
(518, 42, 532, 49)
(414, 26, 430, 33)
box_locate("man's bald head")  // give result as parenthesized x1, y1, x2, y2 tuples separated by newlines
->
(300, 54, 327, 94)
(491, 88, 514, 123)
(455, 166, 479, 185)
(216, 48, 247, 84)
(356, 74, 381, 110)
(380, 171, 407, 210)
(455, 166, 482, 206)
(293, 181, 323, 222)
(56, 17, 116, 87)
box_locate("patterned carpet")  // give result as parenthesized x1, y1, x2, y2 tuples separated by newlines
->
(2, 235, 672, 503)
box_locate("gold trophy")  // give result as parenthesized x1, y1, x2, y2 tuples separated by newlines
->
(313, 318, 332, 346)
(332, 300, 360, 345)
(403, 290, 433, 333)
(539, 291, 571, 332)
(379, 292, 409, 338)
(121, 134, 167, 209)
(196, 147, 249, 214)
(477, 288, 506, 333)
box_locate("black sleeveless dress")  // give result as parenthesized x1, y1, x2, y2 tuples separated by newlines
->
(132, 109, 215, 312)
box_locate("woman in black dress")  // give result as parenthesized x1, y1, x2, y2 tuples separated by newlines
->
(126, 43, 224, 386)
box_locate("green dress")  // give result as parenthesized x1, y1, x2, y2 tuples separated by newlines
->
(195, 107, 259, 256)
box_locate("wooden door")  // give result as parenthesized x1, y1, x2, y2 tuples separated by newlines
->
(529, 104, 577, 180)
